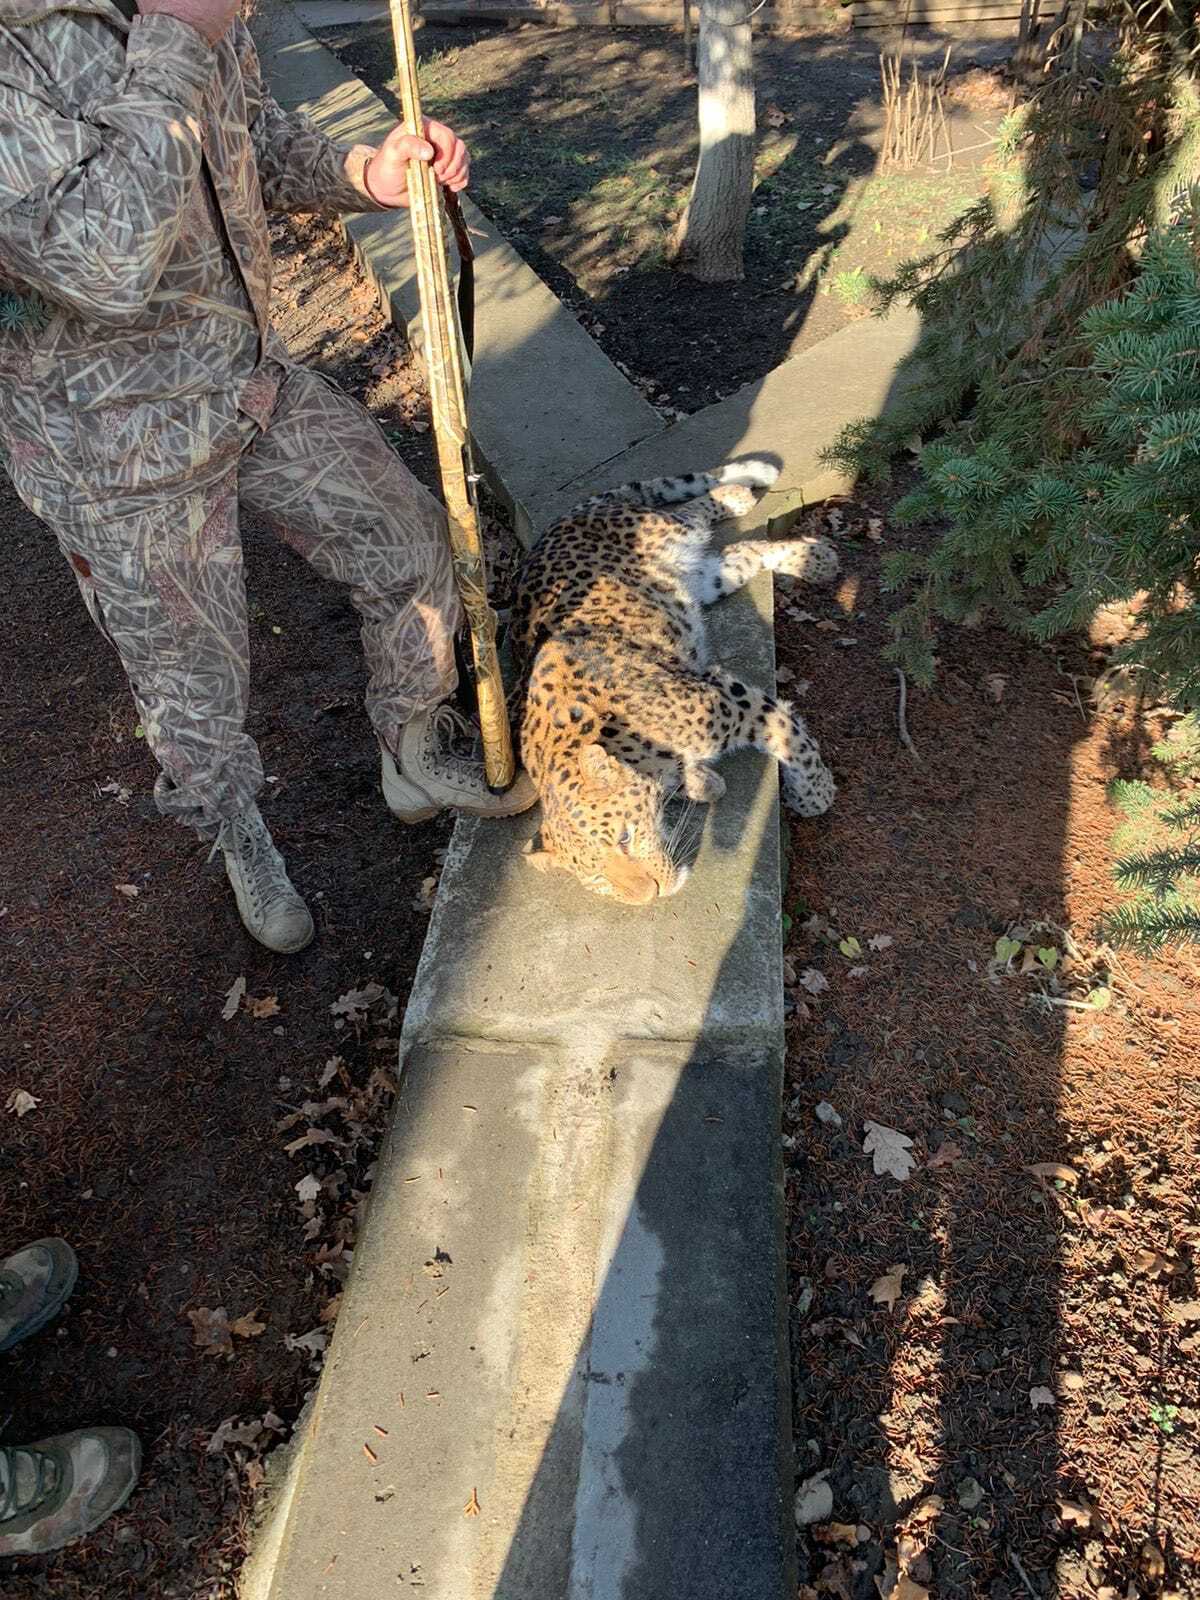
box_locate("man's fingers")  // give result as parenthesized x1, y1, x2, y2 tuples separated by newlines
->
(382, 126, 435, 162)
(423, 119, 470, 189)
(438, 158, 469, 192)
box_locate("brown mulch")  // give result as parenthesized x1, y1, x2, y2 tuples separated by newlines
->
(0, 214, 504, 1599)
(779, 494, 1200, 1600)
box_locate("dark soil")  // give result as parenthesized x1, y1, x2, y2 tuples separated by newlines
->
(777, 492, 1200, 1599)
(313, 19, 1014, 413)
(0, 214, 507, 1599)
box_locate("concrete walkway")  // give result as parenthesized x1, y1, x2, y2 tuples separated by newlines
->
(244, 9, 923, 1598)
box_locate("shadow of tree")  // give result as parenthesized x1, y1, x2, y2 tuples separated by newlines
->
(312, 17, 1009, 411)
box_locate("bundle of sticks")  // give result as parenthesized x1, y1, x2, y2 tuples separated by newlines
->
(388, 0, 517, 793)
(880, 46, 954, 172)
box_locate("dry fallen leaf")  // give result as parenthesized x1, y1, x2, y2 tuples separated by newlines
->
(413, 875, 439, 912)
(1029, 1385, 1056, 1410)
(1058, 1496, 1099, 1530)
(813, 1522, 860, 1546)
(285, 1327, 328, 1356)
(908, 1495, 944, 1525)
(187, 1307, 234, 1359)
(865, 517, 885, 543)
(6, 1088, 40, 1118)
(231, 1311, 267, 1340)
(799, 968, 830, 995)
(295, 1173, 322, 1204)
(863, 1121, 916, 1181)
(1130, 1247, 1176, 1278)
(870, 1264, 907, 1311)
(867, 933, 894, 951)
(247, 993, 281, 1020)
(926, 1141, 962, 1170)
(818, 1557, 853, 1600)
(1027, 1161, 1079, 1186)
(206, 1416, 264, 1455)
(893, 1579, 930, 1600)
(284, 1127, 340, 1157)
(114, 883, 139, 898)
(318, 1056, 344, 1090)
(221, 974, 246, 1022)
(815, 619, 841, 633)
(984, 673, 1008, 703)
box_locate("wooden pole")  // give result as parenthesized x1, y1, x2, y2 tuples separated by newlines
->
(388, 0, 517, 792)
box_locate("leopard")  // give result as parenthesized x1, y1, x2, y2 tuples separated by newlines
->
(509, 457, 839, 905)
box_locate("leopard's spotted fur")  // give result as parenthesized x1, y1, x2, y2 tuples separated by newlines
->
(510, 458, 838, 904)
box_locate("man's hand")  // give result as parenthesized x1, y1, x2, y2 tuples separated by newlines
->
(363, 119, 470, 209)
(137, 0, 241, 45)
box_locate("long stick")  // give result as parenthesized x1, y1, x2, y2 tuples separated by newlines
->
(388, 0, 517, 791)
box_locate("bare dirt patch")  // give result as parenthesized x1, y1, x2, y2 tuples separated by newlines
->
(779, 491, 1200, 1599)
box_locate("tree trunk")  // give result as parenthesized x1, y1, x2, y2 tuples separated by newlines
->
(669, 0, 755, 283)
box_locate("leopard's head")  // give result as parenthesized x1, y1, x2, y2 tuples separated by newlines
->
(525, 742, 687, 905)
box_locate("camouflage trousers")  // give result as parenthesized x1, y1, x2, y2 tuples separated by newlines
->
(43, 361, 462, 836)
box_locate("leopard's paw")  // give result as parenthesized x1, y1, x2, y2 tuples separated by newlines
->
(766, 536, 839, 586)
(683, 760, 726, 803)
(709, 483, 759, 519)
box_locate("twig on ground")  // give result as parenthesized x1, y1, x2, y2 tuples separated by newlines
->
(1009, 1549, 1040, 1600)
(1028, 992, 1103, 1011)
(896, 668, 920, 760)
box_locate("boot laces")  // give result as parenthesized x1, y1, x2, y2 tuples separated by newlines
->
(211, 810, 290, 915)
(0, 1445, 60, 1522)
(426, 705, 483, 774)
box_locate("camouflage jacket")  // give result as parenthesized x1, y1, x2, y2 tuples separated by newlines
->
(0, 0, 387, 522)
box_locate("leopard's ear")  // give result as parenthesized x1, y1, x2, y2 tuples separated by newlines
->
(579, 743, 633, 791)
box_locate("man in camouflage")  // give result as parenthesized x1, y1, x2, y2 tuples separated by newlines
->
(0, 0, 535, 969)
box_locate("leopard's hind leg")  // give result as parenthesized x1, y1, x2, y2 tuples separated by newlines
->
(609, 670, 835, 816)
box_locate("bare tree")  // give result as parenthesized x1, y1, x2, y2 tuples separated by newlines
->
(669, 0, 755, 283)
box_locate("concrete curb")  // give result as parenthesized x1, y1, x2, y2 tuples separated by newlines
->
(245, 9, 925, 1597)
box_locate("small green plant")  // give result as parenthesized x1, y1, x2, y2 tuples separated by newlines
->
(1107, 716, 1200, 949)
(1149, 1401, 1180, 1435)
(828, 266, 874, 307)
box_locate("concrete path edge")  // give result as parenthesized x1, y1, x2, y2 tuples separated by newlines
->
(244, 8, 926, 1597)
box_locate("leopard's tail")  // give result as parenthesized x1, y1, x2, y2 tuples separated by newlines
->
(570, 457, 780, 515)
